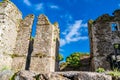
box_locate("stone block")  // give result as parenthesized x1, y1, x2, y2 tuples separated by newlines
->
(12, 57, 53, 73)
(74, 72, 112, 80)
(0, 54, 12, 70)
(91, 57, 111, 71)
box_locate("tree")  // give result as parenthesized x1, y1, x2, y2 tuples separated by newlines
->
(59, 53, 64, 62)
(66, 52, 81, 67)
(66, 52, 89, 67)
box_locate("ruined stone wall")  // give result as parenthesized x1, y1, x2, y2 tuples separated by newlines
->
(12, 14, 34, 71)
(51, 22, 60, 71)
(0, 1, 59, 72)
(88, 10, 120, 71)
(0, 1, 22, 70)
(31, 14, 60, 73)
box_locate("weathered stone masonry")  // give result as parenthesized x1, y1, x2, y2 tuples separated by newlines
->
(0, 1, 60, 73)
(31, 15, 60, 73)
(88, 10, 120, 71)
(0, 1, 22, 70)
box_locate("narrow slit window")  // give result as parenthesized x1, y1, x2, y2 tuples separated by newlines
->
(111, 23, 118, 31)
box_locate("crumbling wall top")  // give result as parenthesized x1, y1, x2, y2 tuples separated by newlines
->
(0, 0, 22, 25)
(94, 14, 113, 23)
(37, 14, 51, 25)
(21, 14, 34, 28)
(113, 9, 120, 16)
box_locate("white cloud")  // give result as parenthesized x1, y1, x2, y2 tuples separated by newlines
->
(23, 0, 44, 12)
(49, 5, 59, 9)
(35, 3, 44, 10)
(60, 20, 88, 47)
(23, 0, 31, 6)
(60, 39, 66, 47)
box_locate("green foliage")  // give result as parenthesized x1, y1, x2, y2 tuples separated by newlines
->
(96, 68, 105, 73)
(107, 68, 120, 77)
(66, 53, 81, 67)
(66, 52, 89, 67)
(33, 74, 40, 80)
(59, 54, 64, 61)
(30, 36, 34, 41)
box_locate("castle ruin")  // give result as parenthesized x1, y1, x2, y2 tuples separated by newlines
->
(88, 10, 120, 71)
(0, 0, 59, 73)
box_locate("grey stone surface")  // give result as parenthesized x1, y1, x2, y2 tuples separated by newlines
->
(0, 70, 14, 80)
(88, 10, 120, 71)
(0, 1, 22, 70)
(32, 14, 59, 73)
(13, 14, 34, 56)
(15, 70, 36, 80)
(13, 71, 112, 80)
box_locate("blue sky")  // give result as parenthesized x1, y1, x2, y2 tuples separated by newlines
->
(9, 0, 120, 59)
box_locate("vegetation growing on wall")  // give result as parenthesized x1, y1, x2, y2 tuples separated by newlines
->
(59, 53, 64, 62)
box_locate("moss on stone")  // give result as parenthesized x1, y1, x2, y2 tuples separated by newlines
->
(33, 74, 40, 80)
(53, 38, 56, 42)
(35, 53, 47, 58)
(10, 54, 19, 58)
(0, 66, 10, 72)
(10, 54, 25, 58)
(53, 22, 58, 27)
(9, 72, 17, 80)
(88, 20, 94, 25)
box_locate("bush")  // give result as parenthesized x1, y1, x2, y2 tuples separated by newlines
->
(96, 68, 105, 73)
(66, 52, 89, 67)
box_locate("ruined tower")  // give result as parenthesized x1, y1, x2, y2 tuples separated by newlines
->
(88, 10, 120, 71)
(0, 0, 59, 72)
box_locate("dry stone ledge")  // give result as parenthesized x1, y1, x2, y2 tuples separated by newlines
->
(12, 71, 112, 80)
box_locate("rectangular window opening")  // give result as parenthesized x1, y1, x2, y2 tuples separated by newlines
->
(111, 23, 118, 31)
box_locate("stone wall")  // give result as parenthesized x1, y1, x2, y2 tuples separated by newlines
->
(88, 10, 120, 71)
(0, 1, 22, 70)
(12, 14, 34, 71)
(31, 14, 59, 73)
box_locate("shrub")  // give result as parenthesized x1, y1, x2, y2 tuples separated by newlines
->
(96, 68, 105, 73)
